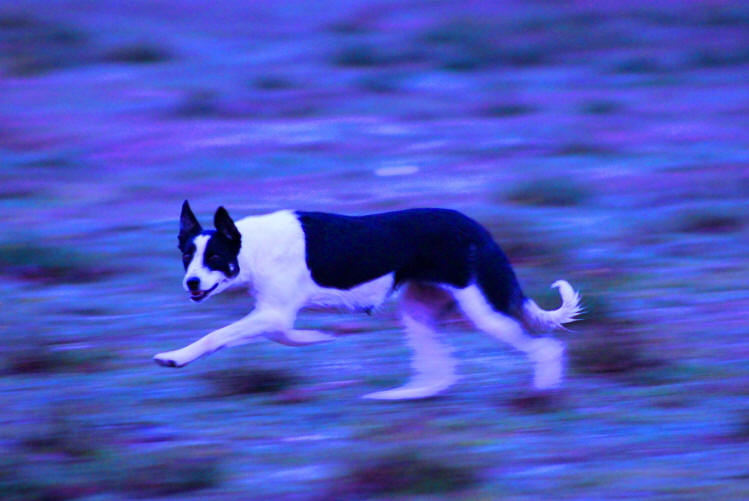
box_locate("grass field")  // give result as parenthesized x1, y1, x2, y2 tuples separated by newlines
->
(1, 1, 748, 499)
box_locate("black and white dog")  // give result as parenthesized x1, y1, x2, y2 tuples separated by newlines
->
(154, 201, 581, 400)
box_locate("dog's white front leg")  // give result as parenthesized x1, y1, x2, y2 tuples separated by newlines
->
(153, 308, 292, 368)
(265, 329, 335, 346)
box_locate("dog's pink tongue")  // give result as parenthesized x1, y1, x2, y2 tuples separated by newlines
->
(191, 290, 202, 297)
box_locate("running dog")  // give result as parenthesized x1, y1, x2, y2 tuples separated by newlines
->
(154, 201, 581, 400)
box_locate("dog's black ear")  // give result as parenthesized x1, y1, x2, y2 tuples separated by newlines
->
(214, 206, 241, 248)
(179, 200, 202, 249)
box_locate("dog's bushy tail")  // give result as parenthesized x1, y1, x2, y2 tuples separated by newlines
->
(522, 280, 582, 332)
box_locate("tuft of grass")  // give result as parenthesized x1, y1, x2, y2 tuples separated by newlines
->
(562, 287, 663, 377)
(272, 388, 318, 404)
(0, 188, 38, 200)
(569, 324, 649, 375)
(0, 240, 115, 283)
(0, 457, 97, 501)
(612, 56, 664, 74)
(698, 6, 749, 27)
(482, 216, 565, 267)
(672, 209, 744, 234)
(20, 404, 106, 459)
(421, 19, 550, 71)
(506, 178, 590, 207)
(438, 44, 511, 72)
(117, 446, 222, 497)
(20, 155, 77, 169)
(496, 45, 548, 67)
(3, 340, 114, 375)
(333, 45, 380, 67)
(332, 451, 476, 497)
(420, 19, 500, 71)
(327, 16, 371, 35)
(570, 326, 655, 375)
(102, 43, 171, 64)
(440, 50, 496, 72)
(581, 99, 622, 115)
(732, 411, 749, 441)
(634, 6, 749, 27)
(556, 142, 615, 156)
(172, 89, 221, 118)
(688, 48, 749, 68)
(507, 391, 564, 413)
(0, 12, 90, 76)
(482, 102, 535, 117)
(332, 44, 421, 68)
(0, 12, 37, 30)
(0, 458, 42, 501)
(9, 413, 221, 499)
(253, 75, 295, 90)
(2, 331, 115, 375)
(421, 19, 486, 46)
(202, 368, 297, 397)
(356, 73, 402, 94)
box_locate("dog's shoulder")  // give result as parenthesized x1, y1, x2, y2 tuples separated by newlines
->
(235, 209, 300, 238)
(234, 210, 306, 263)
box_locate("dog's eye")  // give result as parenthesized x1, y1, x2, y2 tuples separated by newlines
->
(182, 254, 192, 265)
(208, 254, 221, 264)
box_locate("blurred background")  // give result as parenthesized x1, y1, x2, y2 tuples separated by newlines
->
(1, 0, 748, 499)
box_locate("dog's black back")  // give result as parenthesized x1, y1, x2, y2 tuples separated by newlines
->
(296, 208, 525, 317)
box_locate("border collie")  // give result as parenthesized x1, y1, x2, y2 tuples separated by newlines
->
(154, 201, 581, 400)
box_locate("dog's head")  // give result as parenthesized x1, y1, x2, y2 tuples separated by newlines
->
(178, 200, 241, 302)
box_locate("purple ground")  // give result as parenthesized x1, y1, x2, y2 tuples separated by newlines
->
(1, 1, 748, 499)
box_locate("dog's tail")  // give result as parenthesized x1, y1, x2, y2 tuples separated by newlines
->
(521, 280, 582, 332)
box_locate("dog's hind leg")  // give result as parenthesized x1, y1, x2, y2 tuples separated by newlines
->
(452, 285, 564, 390)
(363, 283, 457, 400)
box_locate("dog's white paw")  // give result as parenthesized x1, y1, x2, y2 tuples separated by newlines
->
(362, 383, 448, 401)
(153, 352, 187, 368)
(530, 338, 564, 390)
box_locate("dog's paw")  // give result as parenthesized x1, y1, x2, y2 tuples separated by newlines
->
(362, 385, 444, 401)
(529, 338, 564, 390)
(153, 352, 186, 368)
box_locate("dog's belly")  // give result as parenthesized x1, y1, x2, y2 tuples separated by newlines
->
(307, 273, 394, 311)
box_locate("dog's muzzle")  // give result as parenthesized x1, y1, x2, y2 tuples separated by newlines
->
(189, 283, 218, 302)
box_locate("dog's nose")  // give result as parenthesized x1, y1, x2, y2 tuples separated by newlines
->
(186, 278, 201, 291)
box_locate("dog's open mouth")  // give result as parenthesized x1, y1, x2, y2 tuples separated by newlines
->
(190, 283, 218, 302)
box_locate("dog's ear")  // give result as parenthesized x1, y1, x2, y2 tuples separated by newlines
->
(214, 206, 241, 248)
(179, 200, 202, 249)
